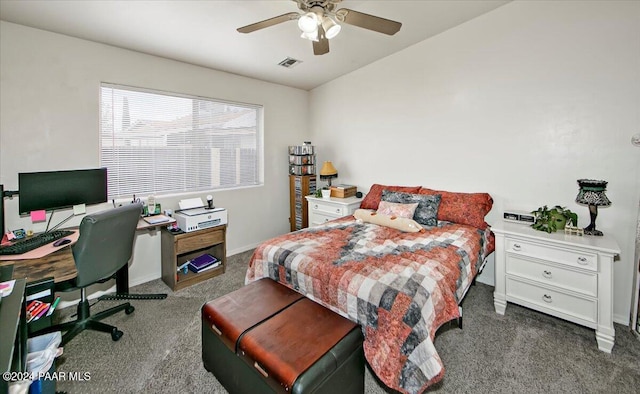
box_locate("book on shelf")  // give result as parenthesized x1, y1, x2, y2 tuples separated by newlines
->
(189, 261, 221, 274)
(188, 253, 220, 273)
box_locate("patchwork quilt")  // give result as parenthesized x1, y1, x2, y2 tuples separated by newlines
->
(245, 216, 493, 394)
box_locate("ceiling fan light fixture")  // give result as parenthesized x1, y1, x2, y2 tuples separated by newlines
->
(297, 12, 319, 33)
(300, 30, 319, 42)
(322, 16, 341, 39)
(237, 2, 403, 56)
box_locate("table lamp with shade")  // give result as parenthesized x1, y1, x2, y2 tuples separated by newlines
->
(319, 161, 338, 187)
(319, 161, 338, 199)
(575, 179, 611, 236)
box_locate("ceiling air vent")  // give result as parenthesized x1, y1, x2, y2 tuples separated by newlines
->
(278, 57, 302, 68)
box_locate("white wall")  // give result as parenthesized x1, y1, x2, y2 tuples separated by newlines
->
(0, 21, 308, 286)
(309, 1, 640, 324)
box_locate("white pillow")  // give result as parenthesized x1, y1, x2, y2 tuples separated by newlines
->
(376, 200, 419, 219)
(353, 209, 423, 233)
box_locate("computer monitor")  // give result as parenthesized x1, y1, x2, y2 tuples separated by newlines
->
(18, 168, 108, 215)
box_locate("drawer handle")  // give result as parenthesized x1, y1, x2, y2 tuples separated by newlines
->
(254, 361, 269, 378)
(542, 270, 552, 279)
(542, 294, 552, 303)
(210, 323, 222, 336)
(577, 256, 588, 265)
(314, 204, 318, 209)
(512, 243, 521, 251)
(336, 208, 341, 213)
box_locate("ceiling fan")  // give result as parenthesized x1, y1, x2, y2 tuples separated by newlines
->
(237, 0, 402, 56)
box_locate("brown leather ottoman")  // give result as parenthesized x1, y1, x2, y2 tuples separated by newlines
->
(202, 278, 364, 393)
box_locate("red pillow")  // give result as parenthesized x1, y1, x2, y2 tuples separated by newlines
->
(418, 188, 493, 229)
(360, 184, 421, 210)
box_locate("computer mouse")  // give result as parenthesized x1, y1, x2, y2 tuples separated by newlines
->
(53, 238, 72, 247)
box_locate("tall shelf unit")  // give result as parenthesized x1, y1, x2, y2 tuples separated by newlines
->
(288, 144, 316, 231)
(289, 175, 316, 231)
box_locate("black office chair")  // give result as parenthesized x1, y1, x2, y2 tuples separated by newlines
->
(41, 203, 143, 346)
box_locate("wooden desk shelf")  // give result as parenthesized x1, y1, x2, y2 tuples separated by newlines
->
(161, 225, 227, 291)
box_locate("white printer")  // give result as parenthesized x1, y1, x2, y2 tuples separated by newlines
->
(174, 198, 227, 232)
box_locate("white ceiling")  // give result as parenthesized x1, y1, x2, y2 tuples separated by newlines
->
(0, 0, 510, 91)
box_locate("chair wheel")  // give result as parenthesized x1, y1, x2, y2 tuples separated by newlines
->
(125, 305, 135, 315)
(111, 329, 123, 341)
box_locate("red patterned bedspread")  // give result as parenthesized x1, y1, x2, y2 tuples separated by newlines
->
(245, 216, 494, 394)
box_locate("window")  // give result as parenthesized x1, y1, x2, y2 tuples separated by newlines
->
(100, 83, 263, 199)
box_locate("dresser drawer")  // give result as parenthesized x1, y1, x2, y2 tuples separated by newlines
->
(506, 255, 597, 297)
(309, 212, 337, 226)
(310, 202, 346, 218)
(506, 277, 597, 324)
(506, 239, 597, 271)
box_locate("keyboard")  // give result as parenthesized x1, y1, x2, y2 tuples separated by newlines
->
(0, 230, 75, 255)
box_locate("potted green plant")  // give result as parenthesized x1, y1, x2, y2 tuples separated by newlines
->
(531, 205, 578, 233)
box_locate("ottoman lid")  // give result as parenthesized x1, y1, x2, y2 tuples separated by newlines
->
(238, 298, 359, 391)
(202, 278, 304, 351)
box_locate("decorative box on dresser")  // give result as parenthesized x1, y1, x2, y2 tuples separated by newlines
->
(492, 221, 621, 352)
(305, 196, 363, 227)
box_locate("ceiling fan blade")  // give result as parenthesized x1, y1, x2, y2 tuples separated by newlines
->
(338, 8, 402, 35)
(237, 12, 299, 33)
(313, 25, 329, 55)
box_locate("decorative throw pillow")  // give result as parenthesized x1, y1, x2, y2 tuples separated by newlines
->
(353, 209, 423, 233)
(359, 184, 421, 210)
(381, 190, 441, 227)
(418, 188, 493, 229)
(376, 201, 419, 219)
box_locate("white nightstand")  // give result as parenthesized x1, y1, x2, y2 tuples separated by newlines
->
(305, 195, 363, 227)
(492, 221, 620, 352)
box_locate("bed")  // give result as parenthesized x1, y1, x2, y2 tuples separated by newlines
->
(245, 184, 494, 394)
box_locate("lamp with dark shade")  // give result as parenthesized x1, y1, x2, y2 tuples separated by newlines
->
(576, 179, 611, 236)
(319, 161, 338, 187)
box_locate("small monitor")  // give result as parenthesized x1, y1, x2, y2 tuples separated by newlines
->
(18, 168, 108, 215)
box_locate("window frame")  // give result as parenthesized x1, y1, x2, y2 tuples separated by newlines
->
(99, 82, 264, 199)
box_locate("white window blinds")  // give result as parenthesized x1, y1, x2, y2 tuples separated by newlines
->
(100, 83, 263, 199)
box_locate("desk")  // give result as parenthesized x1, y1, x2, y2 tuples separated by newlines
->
(0, 217, 175, 291)
(0, 248, 75, 284)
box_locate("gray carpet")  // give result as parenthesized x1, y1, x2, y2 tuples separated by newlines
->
(52, 250, 640, 393)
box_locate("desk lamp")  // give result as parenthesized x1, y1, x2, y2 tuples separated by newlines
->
(319, 161, 338, 187)
(576, 179, 611, 236)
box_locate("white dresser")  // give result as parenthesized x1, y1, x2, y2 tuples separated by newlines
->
(492, 222, 620, 352)
(305, 196, 363, 226)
